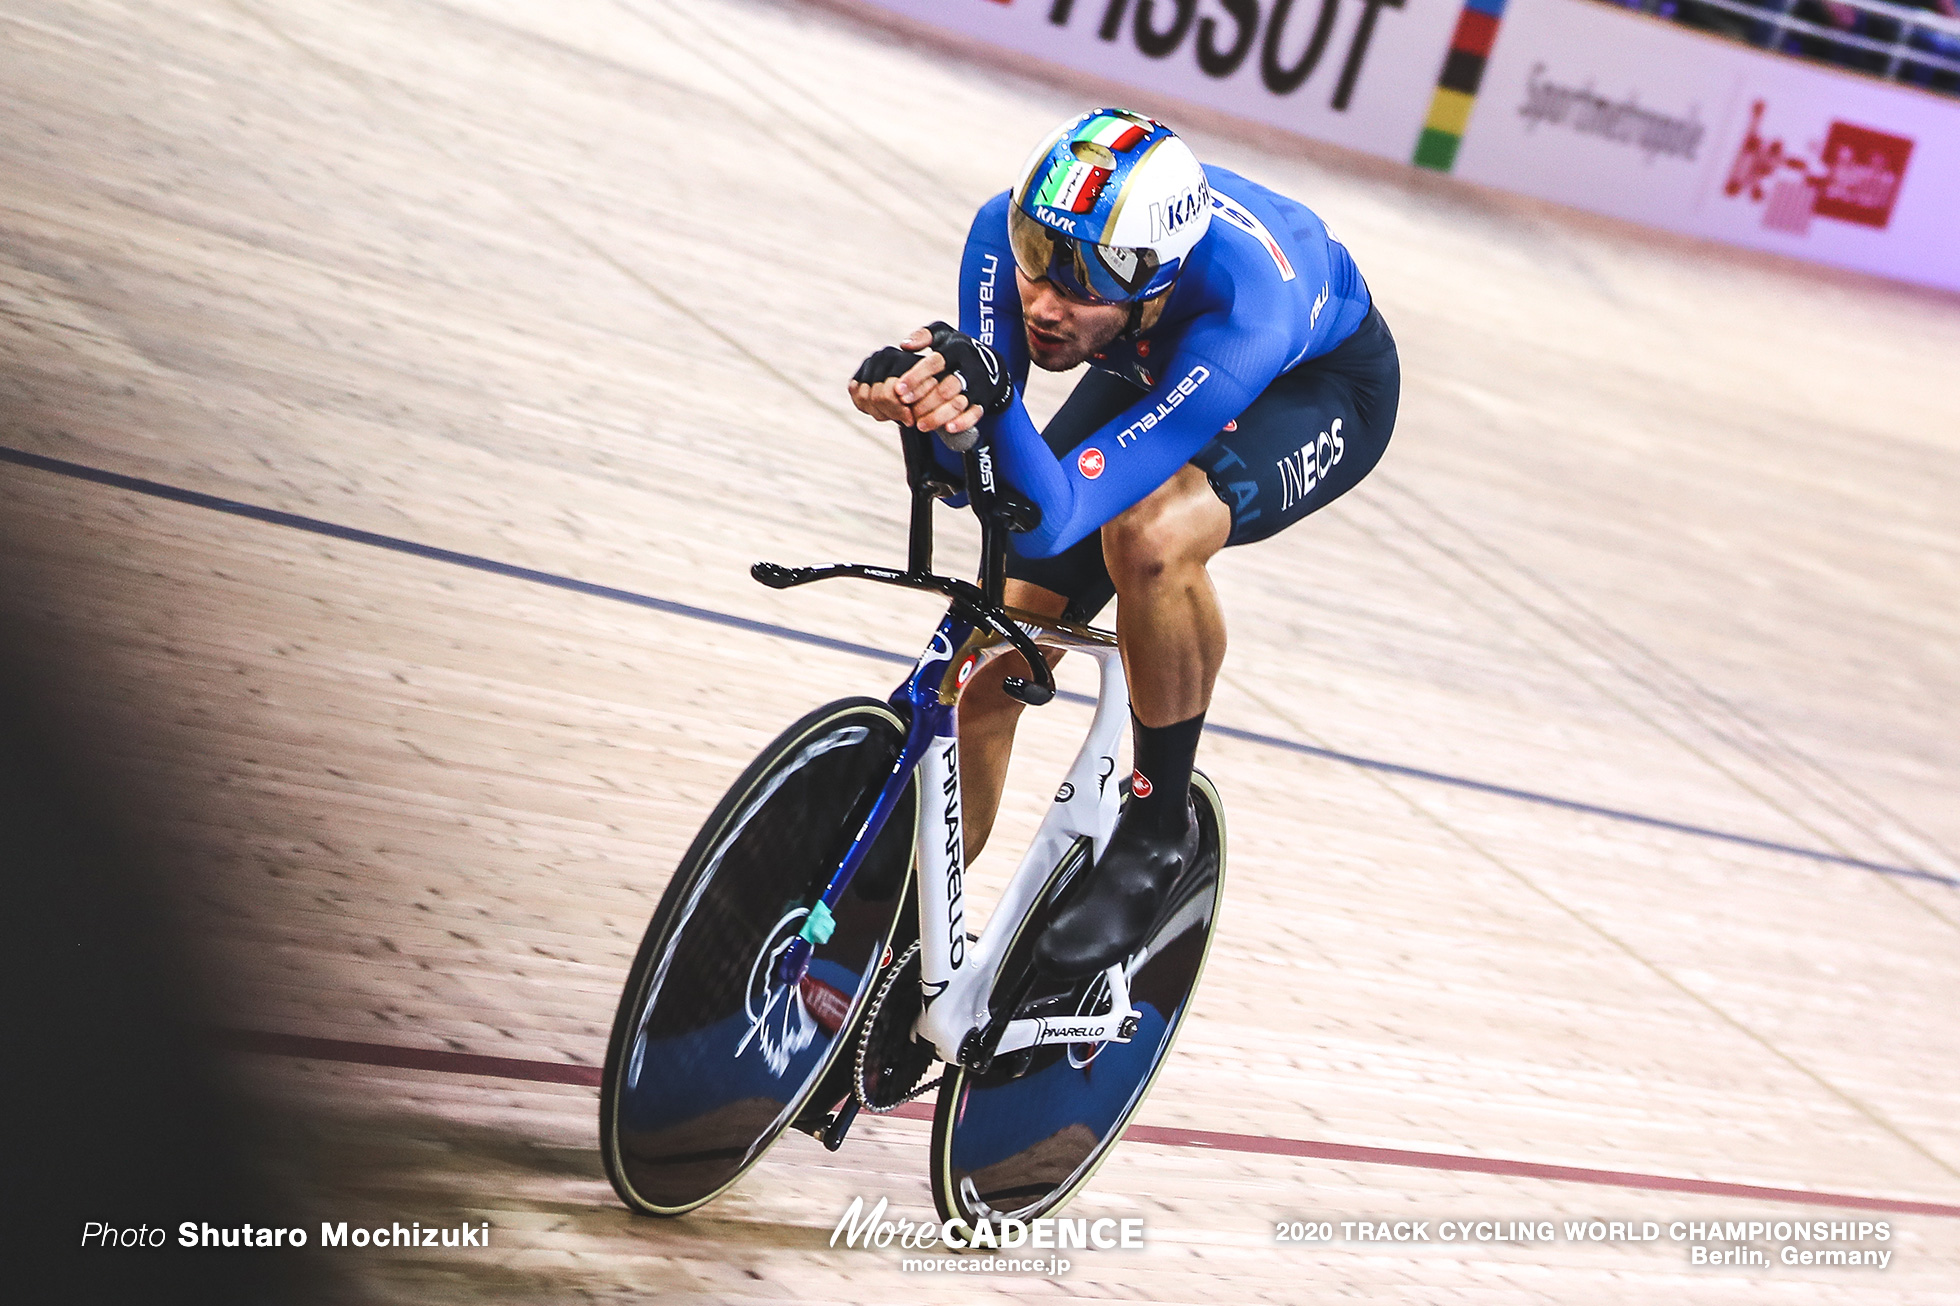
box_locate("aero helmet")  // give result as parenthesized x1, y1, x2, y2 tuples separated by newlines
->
(1009, 108, 1211, 304)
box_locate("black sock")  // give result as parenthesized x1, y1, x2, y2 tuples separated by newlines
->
(1127, 711, 1204, 833)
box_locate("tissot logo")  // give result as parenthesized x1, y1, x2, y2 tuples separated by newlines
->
(1723, 101, 1912, 235)
(1041, 0, 1408, 111)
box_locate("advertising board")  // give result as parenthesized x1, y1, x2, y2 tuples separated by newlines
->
(1455, 0, 1960, 291)
(835, 0, 1464, 161)
(825, 0, 1960, 292)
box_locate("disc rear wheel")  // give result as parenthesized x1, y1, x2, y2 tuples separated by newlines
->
(928, 770, 1225, 1233)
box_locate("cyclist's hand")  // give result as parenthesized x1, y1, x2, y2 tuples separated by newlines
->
(848, 327, 973, 434)
(846, 335, 933, 425)
(847, 325, 1007, 442)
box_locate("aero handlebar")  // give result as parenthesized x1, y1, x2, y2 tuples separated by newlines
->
(748, 426, 1055, 707)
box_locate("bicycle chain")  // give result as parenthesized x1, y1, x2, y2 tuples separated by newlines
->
(853, 940, 944, 1112)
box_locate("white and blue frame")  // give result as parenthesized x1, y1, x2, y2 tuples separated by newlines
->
(772, 603, 1143, 1068)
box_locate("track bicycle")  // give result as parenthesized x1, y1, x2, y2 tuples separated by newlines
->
(599, 426, 1227, 1234)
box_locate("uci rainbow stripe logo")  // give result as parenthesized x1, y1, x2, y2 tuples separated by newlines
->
(1415, 0, 1507, 173)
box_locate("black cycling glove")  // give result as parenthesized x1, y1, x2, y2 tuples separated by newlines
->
(922, 321, 1012, 418)
(852, 326, 1012, 452)
(851, 327, 1011, 416)
(851, 345, 916, 386)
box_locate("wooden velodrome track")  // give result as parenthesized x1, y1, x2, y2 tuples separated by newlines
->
(4, 0, 1958, 1299)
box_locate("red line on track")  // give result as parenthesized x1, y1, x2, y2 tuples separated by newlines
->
(216, 1029, 1960, 1219)
(215, 1027, 604, 1087)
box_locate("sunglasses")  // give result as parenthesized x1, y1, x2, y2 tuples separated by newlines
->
(1007, 204, 1161, 305)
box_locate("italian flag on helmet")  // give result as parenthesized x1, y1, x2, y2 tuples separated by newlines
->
(1010, 108, 1212, 302)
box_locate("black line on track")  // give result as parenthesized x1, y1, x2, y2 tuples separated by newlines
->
(5, 444, 1952, 889)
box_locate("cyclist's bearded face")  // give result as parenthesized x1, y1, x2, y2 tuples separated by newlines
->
(1017, 272, 1130, 372)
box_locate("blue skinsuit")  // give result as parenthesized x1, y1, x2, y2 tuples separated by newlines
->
(956, 166, 1372, 559)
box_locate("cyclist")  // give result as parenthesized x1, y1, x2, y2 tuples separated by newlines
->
(849, 108, 1398, 979)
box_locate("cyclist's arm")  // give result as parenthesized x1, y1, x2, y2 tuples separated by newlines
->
(915, 195, 1030, 484)
(957, 194, 1030, 383)
(848, 195, 1025, 464)
(986, 314, 1287, 557)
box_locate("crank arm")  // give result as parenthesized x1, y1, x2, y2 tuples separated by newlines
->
(993, 1008, 1139, 1055)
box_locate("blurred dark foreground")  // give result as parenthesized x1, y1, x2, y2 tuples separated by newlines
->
(0, 627, 339, 1305)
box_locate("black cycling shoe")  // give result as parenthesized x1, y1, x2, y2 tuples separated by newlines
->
(1033, 803, 1199, 980)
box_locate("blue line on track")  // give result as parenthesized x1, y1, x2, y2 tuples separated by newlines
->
(5, 444, 1952, 889)
(0, 445, 893, 665)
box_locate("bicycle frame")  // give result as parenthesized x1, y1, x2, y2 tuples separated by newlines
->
(753, 428, 1144, 1070)
(906, 610, 1134, 1064)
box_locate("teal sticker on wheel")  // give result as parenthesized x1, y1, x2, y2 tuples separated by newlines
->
(799, 900, 837, 946)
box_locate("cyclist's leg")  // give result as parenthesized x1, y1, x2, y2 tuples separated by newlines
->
(930, 765, 1229, 1231)
(957, 579, 1067, 863)
(959, 367, 1140, 863)
(1038, 305, 1401, 977)
(1101, 466, 1230, 729)
(1186, 303, 1401, 553)
(1130, 300, 1398, 741)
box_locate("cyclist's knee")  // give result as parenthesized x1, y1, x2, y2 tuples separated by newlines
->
(961, 654, 1032, 723)
(1103, 468, 1228, 594)
(962, 645, 1064, 719)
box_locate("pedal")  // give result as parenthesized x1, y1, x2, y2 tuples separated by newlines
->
(959, 967, 1038, 1075)
(820, 1096, 861, 1151)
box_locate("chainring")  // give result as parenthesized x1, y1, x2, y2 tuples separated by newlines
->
(853, 940, 941, 1111)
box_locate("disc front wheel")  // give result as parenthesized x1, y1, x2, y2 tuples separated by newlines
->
(600, 697, 917, 1216)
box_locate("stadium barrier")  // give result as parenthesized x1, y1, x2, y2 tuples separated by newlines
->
(1614, 0, 1960, 94)
(821, 0, 1960, 293)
